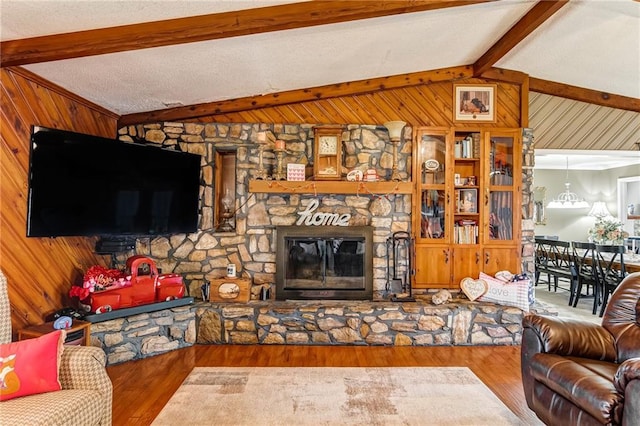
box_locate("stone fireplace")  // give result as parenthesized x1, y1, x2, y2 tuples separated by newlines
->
(115, 122, 535, 301)
(275, 226, 373, 300)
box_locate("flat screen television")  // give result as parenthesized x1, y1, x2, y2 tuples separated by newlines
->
(27, 126, 202, 239)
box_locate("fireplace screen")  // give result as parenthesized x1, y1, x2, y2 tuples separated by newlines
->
(276, 226, 373, 300)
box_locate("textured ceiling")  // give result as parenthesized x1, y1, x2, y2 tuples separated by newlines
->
(2, 1, 638, 114)
(496, 0, 640, 99)
(1, 0, 639, 165)
(3, 1, 535, 114)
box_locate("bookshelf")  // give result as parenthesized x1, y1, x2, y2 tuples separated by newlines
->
(413, 127, 522, 289)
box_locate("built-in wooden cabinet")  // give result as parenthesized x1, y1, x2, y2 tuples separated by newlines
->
(412, 127, 522, 289)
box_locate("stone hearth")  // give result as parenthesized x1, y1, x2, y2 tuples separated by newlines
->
(89, 295, 554, 365)
(196, 297, 527, 346)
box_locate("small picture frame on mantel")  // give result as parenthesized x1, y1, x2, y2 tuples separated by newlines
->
(454, 84, 496, 122)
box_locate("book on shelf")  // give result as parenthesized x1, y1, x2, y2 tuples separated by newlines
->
(454, 134, 480, 159)
(472, 133, 481, 158)
(454, 141, 462, 158)
(453, 221, 478, 244)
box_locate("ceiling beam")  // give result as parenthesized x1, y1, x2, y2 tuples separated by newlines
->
(1, 0, 488, 67)
(473, 0, 569, 76)
(118, 66, 473, 126)
(529, 78, 640, 112)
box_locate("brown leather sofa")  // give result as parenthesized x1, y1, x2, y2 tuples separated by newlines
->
(522, 272, 640, 426)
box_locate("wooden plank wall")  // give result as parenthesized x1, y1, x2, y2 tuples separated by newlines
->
(191, 79, 522, 128)
(0, 67, 118, 337)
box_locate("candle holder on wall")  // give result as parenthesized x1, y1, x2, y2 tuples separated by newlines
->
(272, 148, 287, 181)
(255, 144, 269, 180)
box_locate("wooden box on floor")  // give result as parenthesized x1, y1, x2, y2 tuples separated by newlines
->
(207, 277, 251, 303)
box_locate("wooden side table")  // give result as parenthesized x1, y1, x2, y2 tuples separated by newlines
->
(18, 319, 91, 346)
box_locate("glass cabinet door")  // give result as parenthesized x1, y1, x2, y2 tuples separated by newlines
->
(420, 189, 446, 239)
(417, 131, 448, 241)
(419, 133, 446, 185)
(486, 132, 519, 243)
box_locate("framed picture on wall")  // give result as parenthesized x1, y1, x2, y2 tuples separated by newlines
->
(454, 84, 496, 122)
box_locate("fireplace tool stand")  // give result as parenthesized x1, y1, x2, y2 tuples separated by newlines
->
(386, 231, 415, 302)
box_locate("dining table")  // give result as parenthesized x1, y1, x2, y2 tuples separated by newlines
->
(581, 249, 639, 273)
(535, 239, 640, 275)
(621, 254, 640, 273)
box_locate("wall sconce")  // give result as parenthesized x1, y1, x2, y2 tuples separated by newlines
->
(383, 121, 406, 181)
(588, 201, 612, 220)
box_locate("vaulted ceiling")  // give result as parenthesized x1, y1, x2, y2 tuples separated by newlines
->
(1, 0, 639, 156)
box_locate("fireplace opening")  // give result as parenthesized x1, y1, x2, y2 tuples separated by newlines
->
(276, 226, 373, 300)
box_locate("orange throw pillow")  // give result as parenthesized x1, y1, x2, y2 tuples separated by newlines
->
(0, 329, 65, 401)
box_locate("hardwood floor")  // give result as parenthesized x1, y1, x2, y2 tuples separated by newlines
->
(107, 344, 540, 425)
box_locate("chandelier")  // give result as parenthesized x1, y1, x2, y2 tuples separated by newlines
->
(546, 157, 589, 209)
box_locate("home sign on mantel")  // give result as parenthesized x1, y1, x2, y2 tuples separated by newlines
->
(296, 199, 350, 226)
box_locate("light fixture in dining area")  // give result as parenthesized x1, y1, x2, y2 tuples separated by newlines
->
(588, 201, 612, 219)
(546, 157, 589, 209)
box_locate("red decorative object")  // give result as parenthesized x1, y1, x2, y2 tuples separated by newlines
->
(70, 256, 185, 314)
(364, 168, 379, 182)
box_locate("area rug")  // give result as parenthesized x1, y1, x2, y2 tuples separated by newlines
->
(152, 367, 525, 425)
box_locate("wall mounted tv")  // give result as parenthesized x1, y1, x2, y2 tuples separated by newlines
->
(27, 126, 202, 239)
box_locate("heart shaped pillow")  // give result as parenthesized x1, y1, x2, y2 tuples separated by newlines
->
(460, 277, 488, 301)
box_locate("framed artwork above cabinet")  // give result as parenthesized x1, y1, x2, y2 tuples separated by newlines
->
(453, 84, 496, 122)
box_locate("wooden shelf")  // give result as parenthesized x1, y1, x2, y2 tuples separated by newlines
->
(249, 180, 413, 195)
(628, 215, 640, 220)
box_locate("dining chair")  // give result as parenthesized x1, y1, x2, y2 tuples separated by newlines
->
(595, 244, 627, 317)
(570, 241, 598, 314)
(627, 236, 640, 254)
(534, 237, 560, 289)
(535, 238, 573, 294)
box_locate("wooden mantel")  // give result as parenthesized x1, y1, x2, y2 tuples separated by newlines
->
(249, 180, 413, 195)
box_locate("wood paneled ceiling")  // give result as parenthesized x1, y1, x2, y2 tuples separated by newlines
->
(1, 0, 639, 152)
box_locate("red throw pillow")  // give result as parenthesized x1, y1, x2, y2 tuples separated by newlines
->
(0, 329, 65, 401)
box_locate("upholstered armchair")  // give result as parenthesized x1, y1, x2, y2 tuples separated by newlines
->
(522, 272, 640, 425)
(0, 270, 113, 425)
